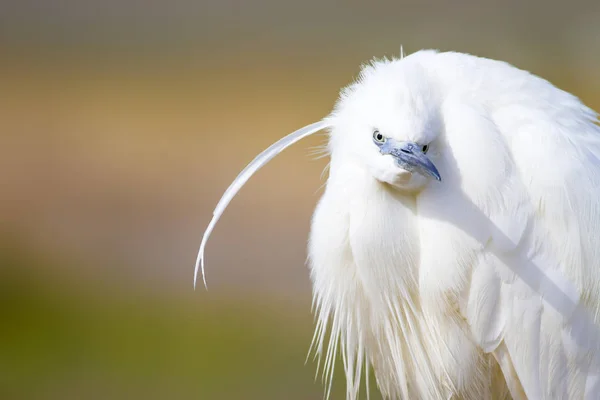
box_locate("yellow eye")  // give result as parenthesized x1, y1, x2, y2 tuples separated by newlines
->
(373, 130, 386, 143)
(422, 144, 429, 154)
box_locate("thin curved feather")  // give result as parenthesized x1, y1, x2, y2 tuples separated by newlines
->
(194, 120, 330, 288)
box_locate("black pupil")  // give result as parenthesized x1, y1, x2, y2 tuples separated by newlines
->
(422, 145, 429, 153)
(376, 133, 383, 140)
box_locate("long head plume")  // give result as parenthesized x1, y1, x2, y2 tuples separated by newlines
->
(194, 120, 331, 289)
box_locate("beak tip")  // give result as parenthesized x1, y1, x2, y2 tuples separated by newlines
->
(423, 166, 442, 182)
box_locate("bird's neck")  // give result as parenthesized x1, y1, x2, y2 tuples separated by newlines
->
(328, 158, 420, 303)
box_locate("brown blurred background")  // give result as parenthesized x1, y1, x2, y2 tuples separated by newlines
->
(1, 1, 599, 399)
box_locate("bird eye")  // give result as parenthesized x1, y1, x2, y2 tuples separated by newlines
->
(373, 130, 386, 143)
(422, 144, 429, 154)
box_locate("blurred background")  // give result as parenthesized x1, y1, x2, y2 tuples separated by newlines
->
(1, 0, 599, 398)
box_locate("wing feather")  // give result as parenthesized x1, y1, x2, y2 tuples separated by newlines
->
(419, 72, 600, 397)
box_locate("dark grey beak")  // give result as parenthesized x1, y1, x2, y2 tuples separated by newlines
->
(377, 138, 441, 181)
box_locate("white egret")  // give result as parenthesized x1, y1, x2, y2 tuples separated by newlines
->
(195, 50, 600, 399)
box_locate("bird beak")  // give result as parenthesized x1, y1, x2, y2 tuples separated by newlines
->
(378, 139, 441, 181)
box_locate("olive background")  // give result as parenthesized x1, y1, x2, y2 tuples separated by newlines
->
(2, 1, 600, 398)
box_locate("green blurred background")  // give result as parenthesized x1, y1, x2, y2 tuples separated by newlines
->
(1, 1, 599, 399)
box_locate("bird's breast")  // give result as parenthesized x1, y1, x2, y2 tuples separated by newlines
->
(347, 179, 421, 302)
(310, 159, 421, 305)
(308, 165, 451, 398)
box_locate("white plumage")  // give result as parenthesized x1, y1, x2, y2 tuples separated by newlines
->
(196, 50, 600, 399)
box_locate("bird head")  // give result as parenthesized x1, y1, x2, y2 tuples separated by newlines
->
(327, 56, 443, 192)
(194, 51, 447, 287)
